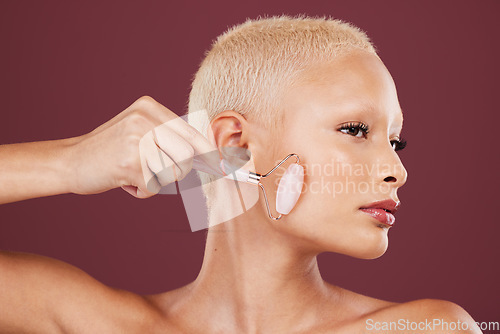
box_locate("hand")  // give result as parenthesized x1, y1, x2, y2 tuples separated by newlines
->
(69, 96, 218, 199)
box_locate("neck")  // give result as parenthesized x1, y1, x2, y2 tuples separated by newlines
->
(182, 198, 338, 333)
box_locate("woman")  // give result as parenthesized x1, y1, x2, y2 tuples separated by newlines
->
(0, 15, 480, 333)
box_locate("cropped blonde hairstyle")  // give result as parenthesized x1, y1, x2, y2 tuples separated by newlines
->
(187, 14, 377, 211)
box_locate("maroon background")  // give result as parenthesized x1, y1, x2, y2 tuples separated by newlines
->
(1, 0, 498, 324)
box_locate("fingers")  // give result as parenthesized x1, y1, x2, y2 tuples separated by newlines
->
(128, 96, 180, 125)
(139, 131, 177, 194)
(163, 116, 217, 155)
(159, 116, 221, 173)
(93, 96, 178, 138)
(152, 125, 194, 182)
(139, 125, 196, 195)
(121, 185, 157, 199)
(122, 96, 220, 198)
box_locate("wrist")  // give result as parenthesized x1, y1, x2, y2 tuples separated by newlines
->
(58, 135, 85, 194)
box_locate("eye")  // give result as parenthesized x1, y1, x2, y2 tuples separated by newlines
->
(390, 137, 407, 151)
(339, 122, 370, 138)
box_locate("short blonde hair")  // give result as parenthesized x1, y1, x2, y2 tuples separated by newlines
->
(187, 14, 377, 210)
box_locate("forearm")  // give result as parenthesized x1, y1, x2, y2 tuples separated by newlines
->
(0, 137, 80, 204)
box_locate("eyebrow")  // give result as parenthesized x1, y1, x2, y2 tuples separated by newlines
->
(346, 99, 404, 128)
(360, 101, 404, 124)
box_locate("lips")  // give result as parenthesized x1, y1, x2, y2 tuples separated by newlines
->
(359, 199, 400, 227)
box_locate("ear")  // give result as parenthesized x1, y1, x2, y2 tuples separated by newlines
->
(210, 111, 250, 161)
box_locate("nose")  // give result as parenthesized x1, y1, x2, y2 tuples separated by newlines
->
(381, 151, 408, 189)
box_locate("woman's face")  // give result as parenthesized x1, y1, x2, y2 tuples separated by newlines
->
(260, 50, 407, 259)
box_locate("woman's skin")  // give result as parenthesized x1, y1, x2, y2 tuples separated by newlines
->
(0, 96, 217, 205)
(0, 50, 480, 333)
(143, 50, 481, 333)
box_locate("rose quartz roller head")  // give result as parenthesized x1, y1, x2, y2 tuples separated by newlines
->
(275, 163, 304, 215)
(220, 153, 304, 220)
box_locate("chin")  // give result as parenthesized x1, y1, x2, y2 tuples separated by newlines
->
(355, 245, 388, 259)
(286, 214, 390, 258)
(353, 234, 389, 259)
(329, 228, 390, 260)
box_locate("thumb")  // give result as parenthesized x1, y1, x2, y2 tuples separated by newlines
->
(121, 185, 158, 199)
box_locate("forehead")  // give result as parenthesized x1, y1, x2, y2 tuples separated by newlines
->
(286, 50, 403, 125)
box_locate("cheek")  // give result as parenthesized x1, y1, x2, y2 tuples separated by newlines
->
(281, 140, 374, 232)
(275, 127, 368, 218)
(302, 143, 367, 195)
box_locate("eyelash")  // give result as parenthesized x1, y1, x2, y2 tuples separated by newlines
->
(391, 138, 407, 151)
(338, 122, 407, 151)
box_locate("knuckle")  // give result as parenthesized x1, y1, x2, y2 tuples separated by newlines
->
(176, 150, 194, 182)
(127, 131, 142, 146)
(125, 136, 142, 164)
(175, 165, 189, 182)
(177, 163, 193, 182)
(178, 141, 195, 161)
(138, 131, 152, 152)
(157, 165, 179, 185)
(119, 138, 144, 175)
(118, 154, 139, 178)
(124, 143, 140, 168)
(136, 95, 157, 107)
(184, 124, 200, 142)
(125, 110, 151, 132)
(148, 154, 165, 175)
(141, 177, 159, 196)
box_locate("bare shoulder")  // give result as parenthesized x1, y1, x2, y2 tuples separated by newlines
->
(325, 283, 398, 316)
(0, 251, 167, 333)
(366, 298, 482, 334)
(142, 282, 195, 315)
(142, 283, 200, 332)
(320, 285, 481, 334)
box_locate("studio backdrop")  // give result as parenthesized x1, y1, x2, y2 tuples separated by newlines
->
(0, 0, 498, 325)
